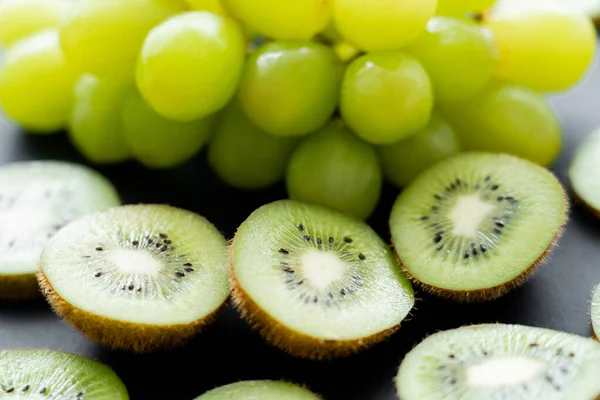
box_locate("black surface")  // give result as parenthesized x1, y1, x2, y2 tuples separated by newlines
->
(1, 54, 600, 400)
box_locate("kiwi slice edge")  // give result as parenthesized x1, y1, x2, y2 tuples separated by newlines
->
(194, 380, 321, 400)
(592, 284, 600, 340)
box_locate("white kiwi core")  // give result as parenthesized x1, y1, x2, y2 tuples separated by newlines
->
(301, 249, 346, 291)
(466, 357, 545, 387)
(449, 195, 494, 237)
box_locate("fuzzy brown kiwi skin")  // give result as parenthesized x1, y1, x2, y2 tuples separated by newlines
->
(229, 241, 402, 361)
(392, 189, 570, 303)
(37, 269, 225, 353)
(0, 274, 42, 300)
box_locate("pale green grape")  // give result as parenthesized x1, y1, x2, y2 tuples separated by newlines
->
(441, 82, 561, 166)
(221, 0, 330, 40)
(208, 102, 300, 189)
(436, 0, 496, 16)
(487, 7, 596, 92)
(340, 51, 433, 145)
(60, 0, 184, 79)
(0, 29, 77, 133)
(405, 17, 496, 103)
(286, 119, 382, 220)
(137, 11, 245, 122)
(378, 112, 461, 188)
(121, 89, 215, 169)
(0, 0, 68, 47)
(69, 74, 131, 164)
(333, 0, 437, 52)
(237, 40, 342, 137)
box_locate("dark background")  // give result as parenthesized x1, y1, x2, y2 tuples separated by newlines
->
(1, 46, 600, 400)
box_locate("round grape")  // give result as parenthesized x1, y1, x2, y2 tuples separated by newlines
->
(286, 119, 382, 220)
(378, 113, 462, 188)
(0, 0, 68, 47)
(340, 51, 433, 145)
(441, 81, 561, 166)
(208, 102, 300, 189)
(237, 40, 342, 137)
(137, 11, 246, 122)
(60, 0, 184, 79)
(405, 17, 497, 103)
(0, 29, 77, 133)
(222, 0, 331, 40)
(121, 89, 215, 169)
(487, 7, 596, 92)
(69, 74, 131, 164)
(333, 0, 437, 51)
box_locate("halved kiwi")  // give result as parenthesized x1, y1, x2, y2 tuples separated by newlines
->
(592, 285, 600, 340)
(38, 204, 230, 353)
(0, 161, 120, 299)
(396, 323, 600, 400)
(194, 380, 320, 399)
(230, 199, 415, 360)
(390, 152, 568, 302)
(0, 348, 128, 398)
(570, 128, 600, 216)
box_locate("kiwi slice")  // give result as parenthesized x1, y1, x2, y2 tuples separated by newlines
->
(395, 323, 600, 400)
(0, 161, 119, 299)
(592, 285, 600, 340)
(194, 380, 320, 399)
(570, 128, 600, 216)
(390, 152, 568, 302)
(38, 204, 229, 352)
(0, 348, 128, 399)
(230, 199, 415, 360)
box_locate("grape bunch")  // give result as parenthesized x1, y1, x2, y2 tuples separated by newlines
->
(0, 0, 597, 219)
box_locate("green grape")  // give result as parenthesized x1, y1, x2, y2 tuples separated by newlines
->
(68, 74, 131, 164)
(0, 0, 68, 47)
(441, 81, 561, 166)
(137, 11, 246, 122)
(487, 7, 596, 92)
(340, 51, 433, 145)
(237, 40, 342, 137)
(121, 89, 215, 169)
(208, 102, 300, 189)
(378, 112, 462, 188)
(221, 0, 330, 40)
(286, 119, 382, 220)
(333, 0, 437, 52)
(436, 0, 496, 16)
(60, 0, 184, 79)
(404, 17, 496, 103)
(0, 29, 77, 133)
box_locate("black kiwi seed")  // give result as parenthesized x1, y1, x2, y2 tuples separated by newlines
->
(160, 246, 167, 252)
(94, 272, 102, 277)
(39, 387, 46, 394)
(495, 220, 505, 228)
(22, 385, 29, 392)
(279, 248, 289, 254)
(358, 253, 366, 260)
(155, 242, 161, 248)
(95, 246, 103, 251)
(316, 238, 322, 245)
(343, 237, 352, 243)
(297, 280, 304, 285)
(329, 237, 334, 243)
(340, 289, 346, 296)
(183, 262, 192, 267)
(184, 267, 194, 272)
(448, 354, 455, 359)
(529, 343, 539, 347)
(491, 184, 499, 190)
(148, 239, 154, 244)
(128, 284, 134, 290)
(6, 387, 14, 393)
(82, 255, 91, 258)
(132, 240, 139, 246)
(175, 272, 185, 278)
(159, 233, 168, 239)
(433, 234, 442, 243)
(164, 239, 172, 245)
(297, 223, 304, 231)
(303, 235, 310, 241)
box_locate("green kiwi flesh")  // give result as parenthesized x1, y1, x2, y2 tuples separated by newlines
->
(231, 199, 415, 360)
(0, 161, 120, 299)
(396, 324, 600, 400)
(194, 380, 320, 399)
(570, 128, 600, 215)
(38, 204, 229, 353)
(0, 348, 128, 399)
(592, 285, 600, 339)
(390, 152, 568, 302)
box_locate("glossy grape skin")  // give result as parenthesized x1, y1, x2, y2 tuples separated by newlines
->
(487, 8, 596, 92)
(221, 0, 330, 40)
(137, 11, 246, 122)
(286, 119, 382, 220)
(237, 40, 342, 137)
(69, 74, 131, 164)
(436, 0, 496, 16)
(333, 0, 437, 52)
(340, 51, 433, 145)
(0, 30, 77, 133)
(441, 82, 561, 166)
(208, 102, 300, 189)
(0, 0, 68, 47)
(60, 0, 184, 79)
(378, 113, 462, 188)
(405, 17, 496, 103)
(121, 89, 215, 169)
